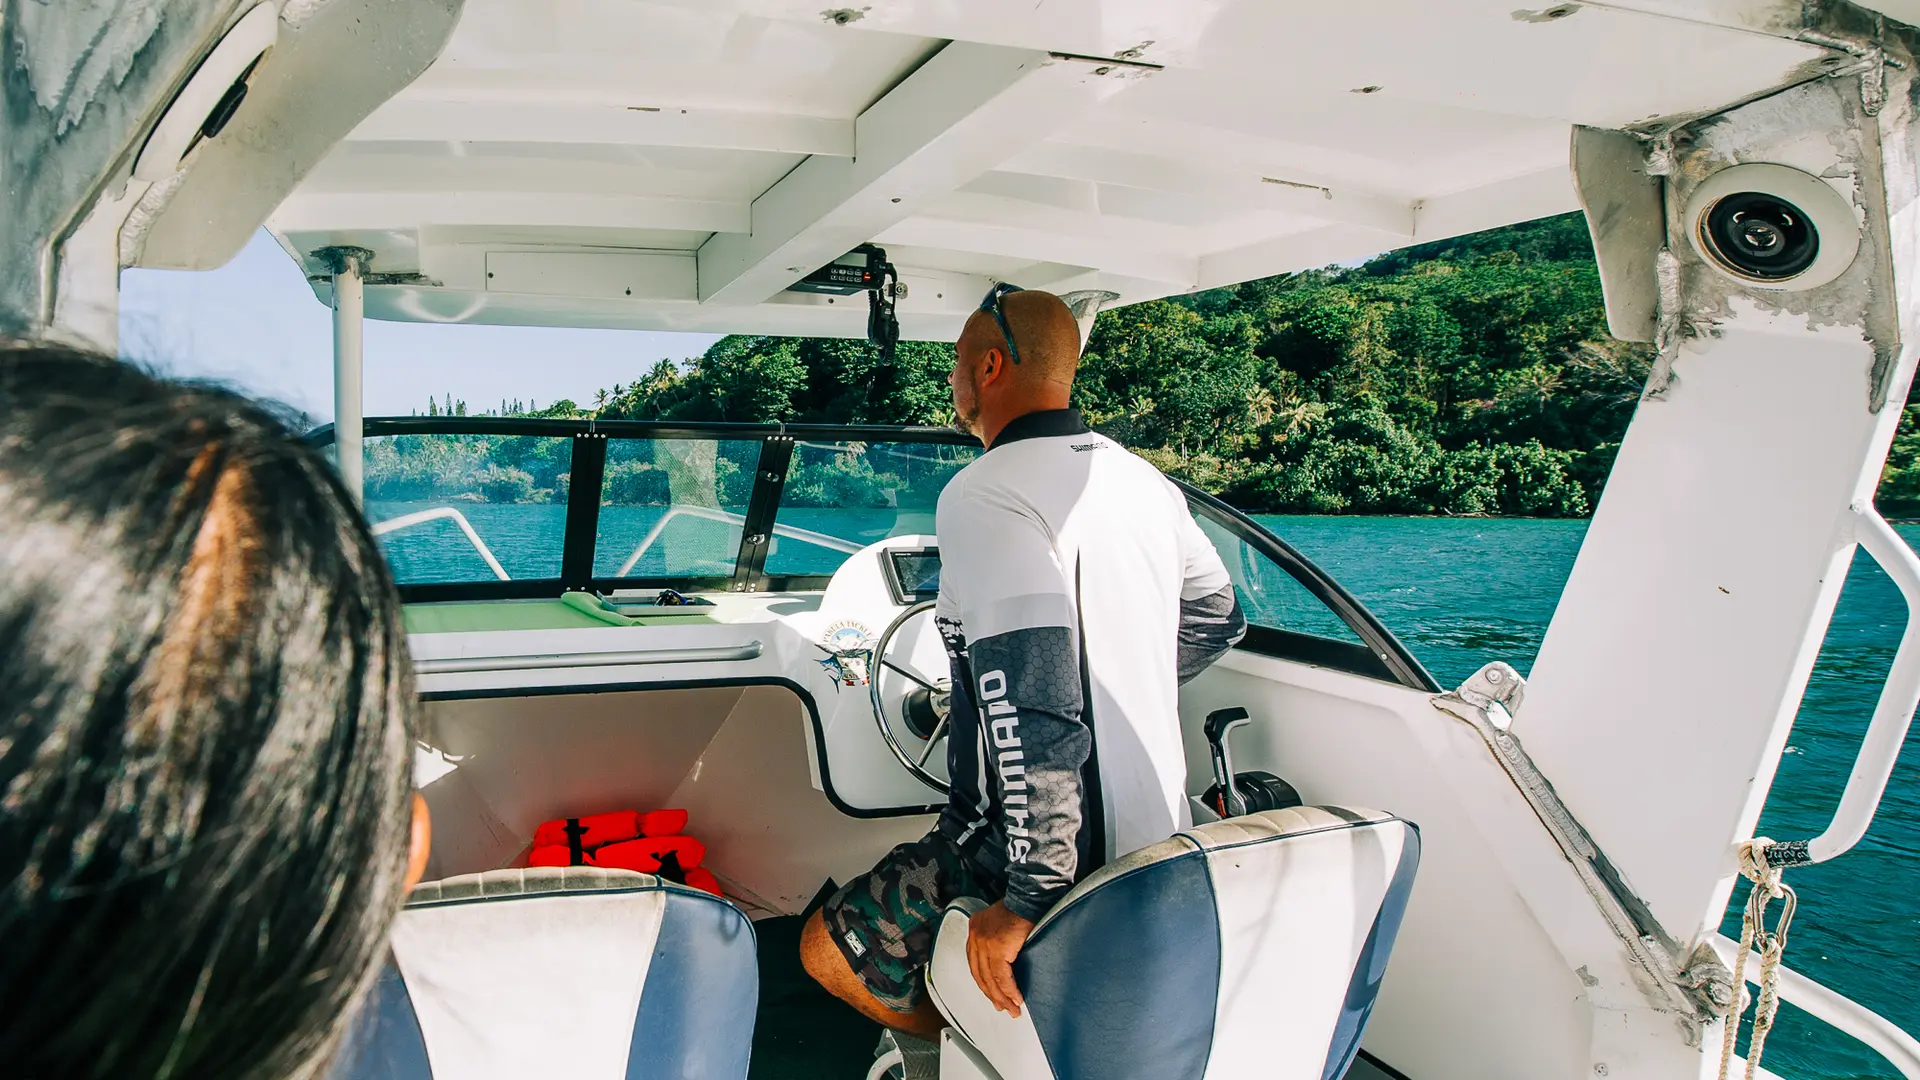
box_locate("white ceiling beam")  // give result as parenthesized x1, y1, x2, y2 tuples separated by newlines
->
(878, 214, 1198, 289)
(350, 99, 853, 157)
(920, 191, 1200, 254)
(695, 41, 1150, 307)
(272, 192, 749, 235)
(1194, 164, 1579, 290)
(1198, 224, 1403, 291)
(1411, 165, 1578, 244)
(1000, 143, 1417, 237)
(643, 0, 1229, 67)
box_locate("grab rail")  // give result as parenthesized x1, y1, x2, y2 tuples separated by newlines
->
(614, 505, 861, 577)
(414, 641, 763, 675)
(1793, 505, 1920, 864)
(1709, 933, 1920, 1079)
(372, 507, 512, 581)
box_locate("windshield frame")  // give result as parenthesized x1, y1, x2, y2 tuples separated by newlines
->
(308, 417, 978, 600)
(307, 416, 1434, 691)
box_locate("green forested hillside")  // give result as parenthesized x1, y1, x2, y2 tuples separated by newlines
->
(427, 212, 1920, 517)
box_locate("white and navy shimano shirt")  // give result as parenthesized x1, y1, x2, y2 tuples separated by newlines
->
(933, 409, 1246, 922)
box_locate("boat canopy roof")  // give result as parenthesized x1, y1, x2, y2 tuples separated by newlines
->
(246, 0, 1870, 340)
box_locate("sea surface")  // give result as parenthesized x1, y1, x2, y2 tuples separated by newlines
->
(376, 505, 1918, 1079)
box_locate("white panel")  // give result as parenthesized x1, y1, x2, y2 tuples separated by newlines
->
(485, 250, 698, 301)
(927, 906, 1059, 1080)
(393, 889, 666, 1079)
(1521, 320, 1884, 933)
(1200, 817, 1405, 1080)
(133, 0, 466, 271)
(408, 0, 937, 118)
(1191, 0, 1830, 129)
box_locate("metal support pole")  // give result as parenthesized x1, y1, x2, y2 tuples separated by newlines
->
(317, 246, 374, 507)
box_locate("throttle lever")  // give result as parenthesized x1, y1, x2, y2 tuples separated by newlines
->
(1204, 707, 1251, 818)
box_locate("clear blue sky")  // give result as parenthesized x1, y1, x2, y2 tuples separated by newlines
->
(119, 230, 720, 423)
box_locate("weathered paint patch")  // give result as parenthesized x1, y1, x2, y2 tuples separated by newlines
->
(1512, 4, 1583, 23)
(11, 0, 169, 135)
(0, 0, 240, 334)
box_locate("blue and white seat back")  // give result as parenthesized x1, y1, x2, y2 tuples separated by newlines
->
(927, 807, 1420, 1080)
(334, 866, 757, 1080)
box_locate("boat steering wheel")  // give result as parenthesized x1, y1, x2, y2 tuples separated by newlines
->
(869, 600, 952, 794)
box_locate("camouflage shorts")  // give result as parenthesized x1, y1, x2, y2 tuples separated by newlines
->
(821, 832, 999, 1012)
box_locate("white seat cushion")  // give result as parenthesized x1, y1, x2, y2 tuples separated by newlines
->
(336, 866, 757, 1080)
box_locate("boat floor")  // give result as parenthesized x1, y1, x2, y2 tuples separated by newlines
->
(752, 915, 884, 1080)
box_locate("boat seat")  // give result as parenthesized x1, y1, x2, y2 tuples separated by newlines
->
(926, 807, 1420, 1080)
(333, 865, 756, 1080)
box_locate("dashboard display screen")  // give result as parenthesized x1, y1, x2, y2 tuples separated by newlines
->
(885, 549, 943, 603)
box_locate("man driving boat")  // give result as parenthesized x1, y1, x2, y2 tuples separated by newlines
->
(800, 287, 1248, 1070)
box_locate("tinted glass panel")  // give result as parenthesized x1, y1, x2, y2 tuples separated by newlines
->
(1194, 514, 1364, 645)
(765, 440, 978, 576)
(365, 434, 572, 584)
(594, 438, 763, 579)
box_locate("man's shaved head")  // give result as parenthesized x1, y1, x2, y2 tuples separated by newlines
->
(958, 290, 1083, 388)
(950, 288, 1085, 444)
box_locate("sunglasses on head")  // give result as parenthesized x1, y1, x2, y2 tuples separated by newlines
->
(979, 282, 1025, 366)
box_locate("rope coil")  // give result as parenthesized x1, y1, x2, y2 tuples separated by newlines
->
(1716, 838, 1799, 1080)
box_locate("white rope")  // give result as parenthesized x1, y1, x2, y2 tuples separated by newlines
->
(1717, 838, 1800, 1080)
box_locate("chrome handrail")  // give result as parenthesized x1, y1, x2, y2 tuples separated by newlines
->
(1799, 504, 1920, 863)
(372, 506, 511, 581)
(1709, 933, 1920, 1079)
(414, 641, 763, 675)
(614, 505, 861, 577)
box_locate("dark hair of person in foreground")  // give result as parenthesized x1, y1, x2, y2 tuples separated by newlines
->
(0, 342, 418, 1079)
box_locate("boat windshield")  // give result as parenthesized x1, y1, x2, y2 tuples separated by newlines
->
(318, 415, 1431, 688)
(328, 418, 980, 599)
(764, 440, 977, 577)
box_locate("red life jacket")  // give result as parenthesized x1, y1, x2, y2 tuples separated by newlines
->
(528, 808, 723, 897)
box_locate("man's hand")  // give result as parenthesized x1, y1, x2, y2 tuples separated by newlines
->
(967, 900, 1034, 1017)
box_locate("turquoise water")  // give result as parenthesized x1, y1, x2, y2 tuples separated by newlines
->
(375, 505, 1917, 1078)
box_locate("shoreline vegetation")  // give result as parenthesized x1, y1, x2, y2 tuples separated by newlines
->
(394, 212, 1920, 519)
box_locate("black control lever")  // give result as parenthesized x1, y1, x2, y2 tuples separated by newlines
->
(1205, 707, 1251, 819)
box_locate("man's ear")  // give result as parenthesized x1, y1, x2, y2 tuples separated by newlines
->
(405, 791, 432, 891)
(979, 347, 1007, 388)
